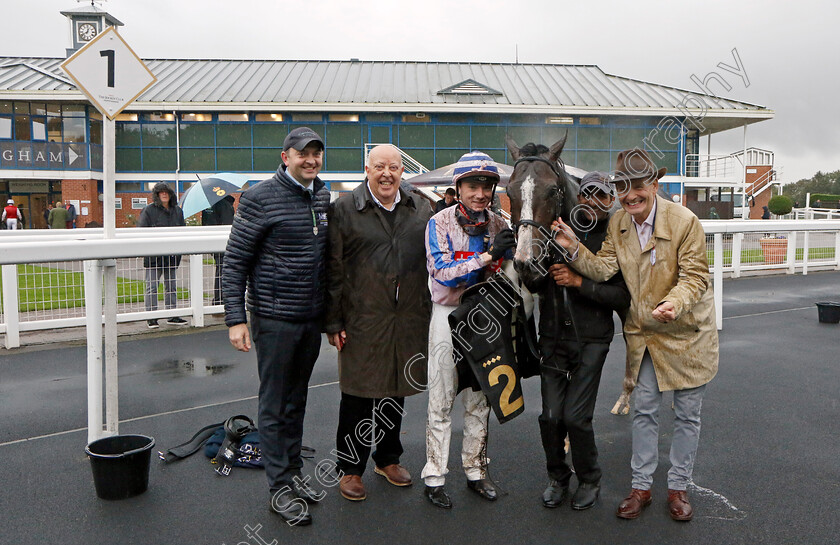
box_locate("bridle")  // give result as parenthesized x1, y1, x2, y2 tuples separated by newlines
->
(508, 155, 567, 232)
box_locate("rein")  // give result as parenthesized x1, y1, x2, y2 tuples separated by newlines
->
(509, 155, 567, 232)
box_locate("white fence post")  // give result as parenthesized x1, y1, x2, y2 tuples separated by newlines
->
(190, 254, 205, 327)
(732, 233, 743, 278)
(787, 232, 798, 274)
(102, 259, 119, 437)
(84, 260, 104, 444)
(714, 233, 723, 331)
(1, 264, 20, 349)
(835, 231, 840, 270)
(802, 231, 810, 276)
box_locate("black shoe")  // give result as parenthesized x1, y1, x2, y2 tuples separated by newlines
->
(166, 317, 188, 326)
(425, 485, 452, 509)
(467, 478, 498, 501)
(269, 490, 312, 526)
(542, 480, 569, 508)
(571, 482, 601, 510)
(147, 319, 159, 329)
(294, 480, 325, 504)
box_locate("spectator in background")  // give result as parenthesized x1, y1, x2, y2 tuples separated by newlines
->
(3, 199, 23, 230)
(708, 207, 720, 219)
(65, 201, 77, 229)
(761, 205, 771, 219)
(138, 183, 187, 329)
(434, 188, 457, 213)
(48, 201, 68, 229)
(202, 194, 236, 306)
(44, 203, 53, 227)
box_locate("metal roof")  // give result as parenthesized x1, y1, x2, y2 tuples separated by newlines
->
(0, 57, 772, 131)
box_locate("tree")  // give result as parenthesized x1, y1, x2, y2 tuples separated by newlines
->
(782, 170, 840, 205)
(768, 195, 793, 216)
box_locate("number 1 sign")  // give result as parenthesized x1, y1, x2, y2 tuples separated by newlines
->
(61, 27, 156, 120)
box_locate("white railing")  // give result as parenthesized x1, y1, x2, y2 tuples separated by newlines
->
(363, 143, 430, 175)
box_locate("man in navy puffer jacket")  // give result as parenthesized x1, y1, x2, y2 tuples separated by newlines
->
(222, 127, 330, 526)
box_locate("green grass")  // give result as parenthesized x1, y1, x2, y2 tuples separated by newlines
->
(706, 247, 835, 266)
(2, 264, 188, 312)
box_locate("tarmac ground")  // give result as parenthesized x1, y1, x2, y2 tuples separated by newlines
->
(1, 271, 838, 545)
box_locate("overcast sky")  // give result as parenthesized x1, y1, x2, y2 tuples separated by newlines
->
(2, 0, 838, 183)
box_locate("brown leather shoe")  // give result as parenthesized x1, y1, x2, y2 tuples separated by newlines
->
(339, 475, 366, 501)
(616, 488, 652, 519)
(374, 464, 412, 486)
(667, 489, 693, 521)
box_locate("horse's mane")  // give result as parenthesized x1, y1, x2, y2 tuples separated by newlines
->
(518, 143, 549, 158)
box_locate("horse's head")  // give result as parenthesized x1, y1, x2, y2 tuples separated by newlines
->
(506, 134, 578, 277)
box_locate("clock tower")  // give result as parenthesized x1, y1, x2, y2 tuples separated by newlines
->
(61, 0, 124, 57)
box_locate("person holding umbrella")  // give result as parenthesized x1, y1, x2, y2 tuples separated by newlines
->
(202, 195, 235, 305)
(138, 182, 187, 328)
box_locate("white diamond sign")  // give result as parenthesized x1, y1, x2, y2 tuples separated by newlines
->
(61, 27, 156, 120)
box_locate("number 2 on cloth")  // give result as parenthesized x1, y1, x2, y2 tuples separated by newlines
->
(488, 365, 523, 417)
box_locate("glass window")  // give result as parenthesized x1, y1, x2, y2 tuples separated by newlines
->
(613, 116, 646, 127)
(291, 114, 323, 122)
(365, 113, 392, 122)
(328, 114, 359, 122)
(325, 124, 362, 147)
(254, 148, 282, 171)
(141, 124, 176, 146)
(471, 125, 506, 149)
(611, 127, 647, 150)
(14, 102, 30, 114)
(326, 149, 362, 171)
(543, 126, 575, 148)
(435, 149, 465, 168)
(368, 125, 392, 143)
(435, 125, 469, 148)
(217, 124, 251, 147)
(63, 104, 87, 117)
(0, 101, 12, 114)
(115, 113, 139, 121)
(218, 113, 249, 122)
(289, 123, 324, 135)
(116, 124, 141, 146)
(645, 132, 679, 153)
(31, 103, 47, 116)
(47, 117, 62, 142)
(406, 149, 433, 169)
(579, 116, 601, 125)
(401, 114, 429, 123)
(90, 110, 103, 121)
(180, 124, 214, 146)
(0, 117, 12, 139)
(254, 113, 284, 122)
(89, 120, 102, 144)
(142, 148, 177, 171)
(398, 125, 433, 147)
(506, 126, 541, 147)
(437, 114, 468, 124)
(576, 151, 610, 171)
(116, 182, 144, 192)
(180, 148, 216, 171)
(545, 116, 574, 125)
(62, 117, 86, 142)
(577, 127, 609, 149)
(484, 149, 506, 164)
(655, 152, 679, 175)
(116, 148, 142, 171)
(46, 103, 61, 116)
(253, 124, 287, 147)
(472, 114, 503, 124)
(15, 115, 31, 140)
(217, 148, 252, 171)
(180, 113, 212, 122)
(145, 112, 175, 122)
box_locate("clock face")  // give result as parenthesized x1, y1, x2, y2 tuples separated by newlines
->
(78, 23, 97, 42)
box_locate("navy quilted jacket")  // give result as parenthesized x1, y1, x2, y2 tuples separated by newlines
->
(222, 165, 330, 326)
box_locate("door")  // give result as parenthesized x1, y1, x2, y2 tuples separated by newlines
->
(30, 194, 47, 229)
(9, 194, 31, 229)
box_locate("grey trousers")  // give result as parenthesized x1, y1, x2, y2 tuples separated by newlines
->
(144, 266, 177, 311)
(631, 352, 706, 491)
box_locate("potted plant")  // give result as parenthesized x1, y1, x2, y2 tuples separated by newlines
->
(759, 196, 794, 264)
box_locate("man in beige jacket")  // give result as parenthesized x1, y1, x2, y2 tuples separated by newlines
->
(552, 149, 718, 522)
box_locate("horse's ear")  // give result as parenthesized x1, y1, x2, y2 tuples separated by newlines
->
(548, 130, 568, 162)
(505, 134, 521, 161)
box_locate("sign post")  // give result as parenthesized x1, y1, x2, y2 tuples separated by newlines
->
(61, 27, 156, 441)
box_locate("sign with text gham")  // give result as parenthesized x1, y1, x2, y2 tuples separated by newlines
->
(60, 27, 156, 120)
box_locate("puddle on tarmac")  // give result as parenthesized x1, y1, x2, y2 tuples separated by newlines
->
(151, 358, 234, 378)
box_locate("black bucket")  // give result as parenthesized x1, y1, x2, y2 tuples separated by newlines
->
(816, 302, 840, 324)
(85, 434, 155, 500)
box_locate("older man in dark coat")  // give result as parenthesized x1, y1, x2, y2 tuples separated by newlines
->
(325, 144, 432, 502)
